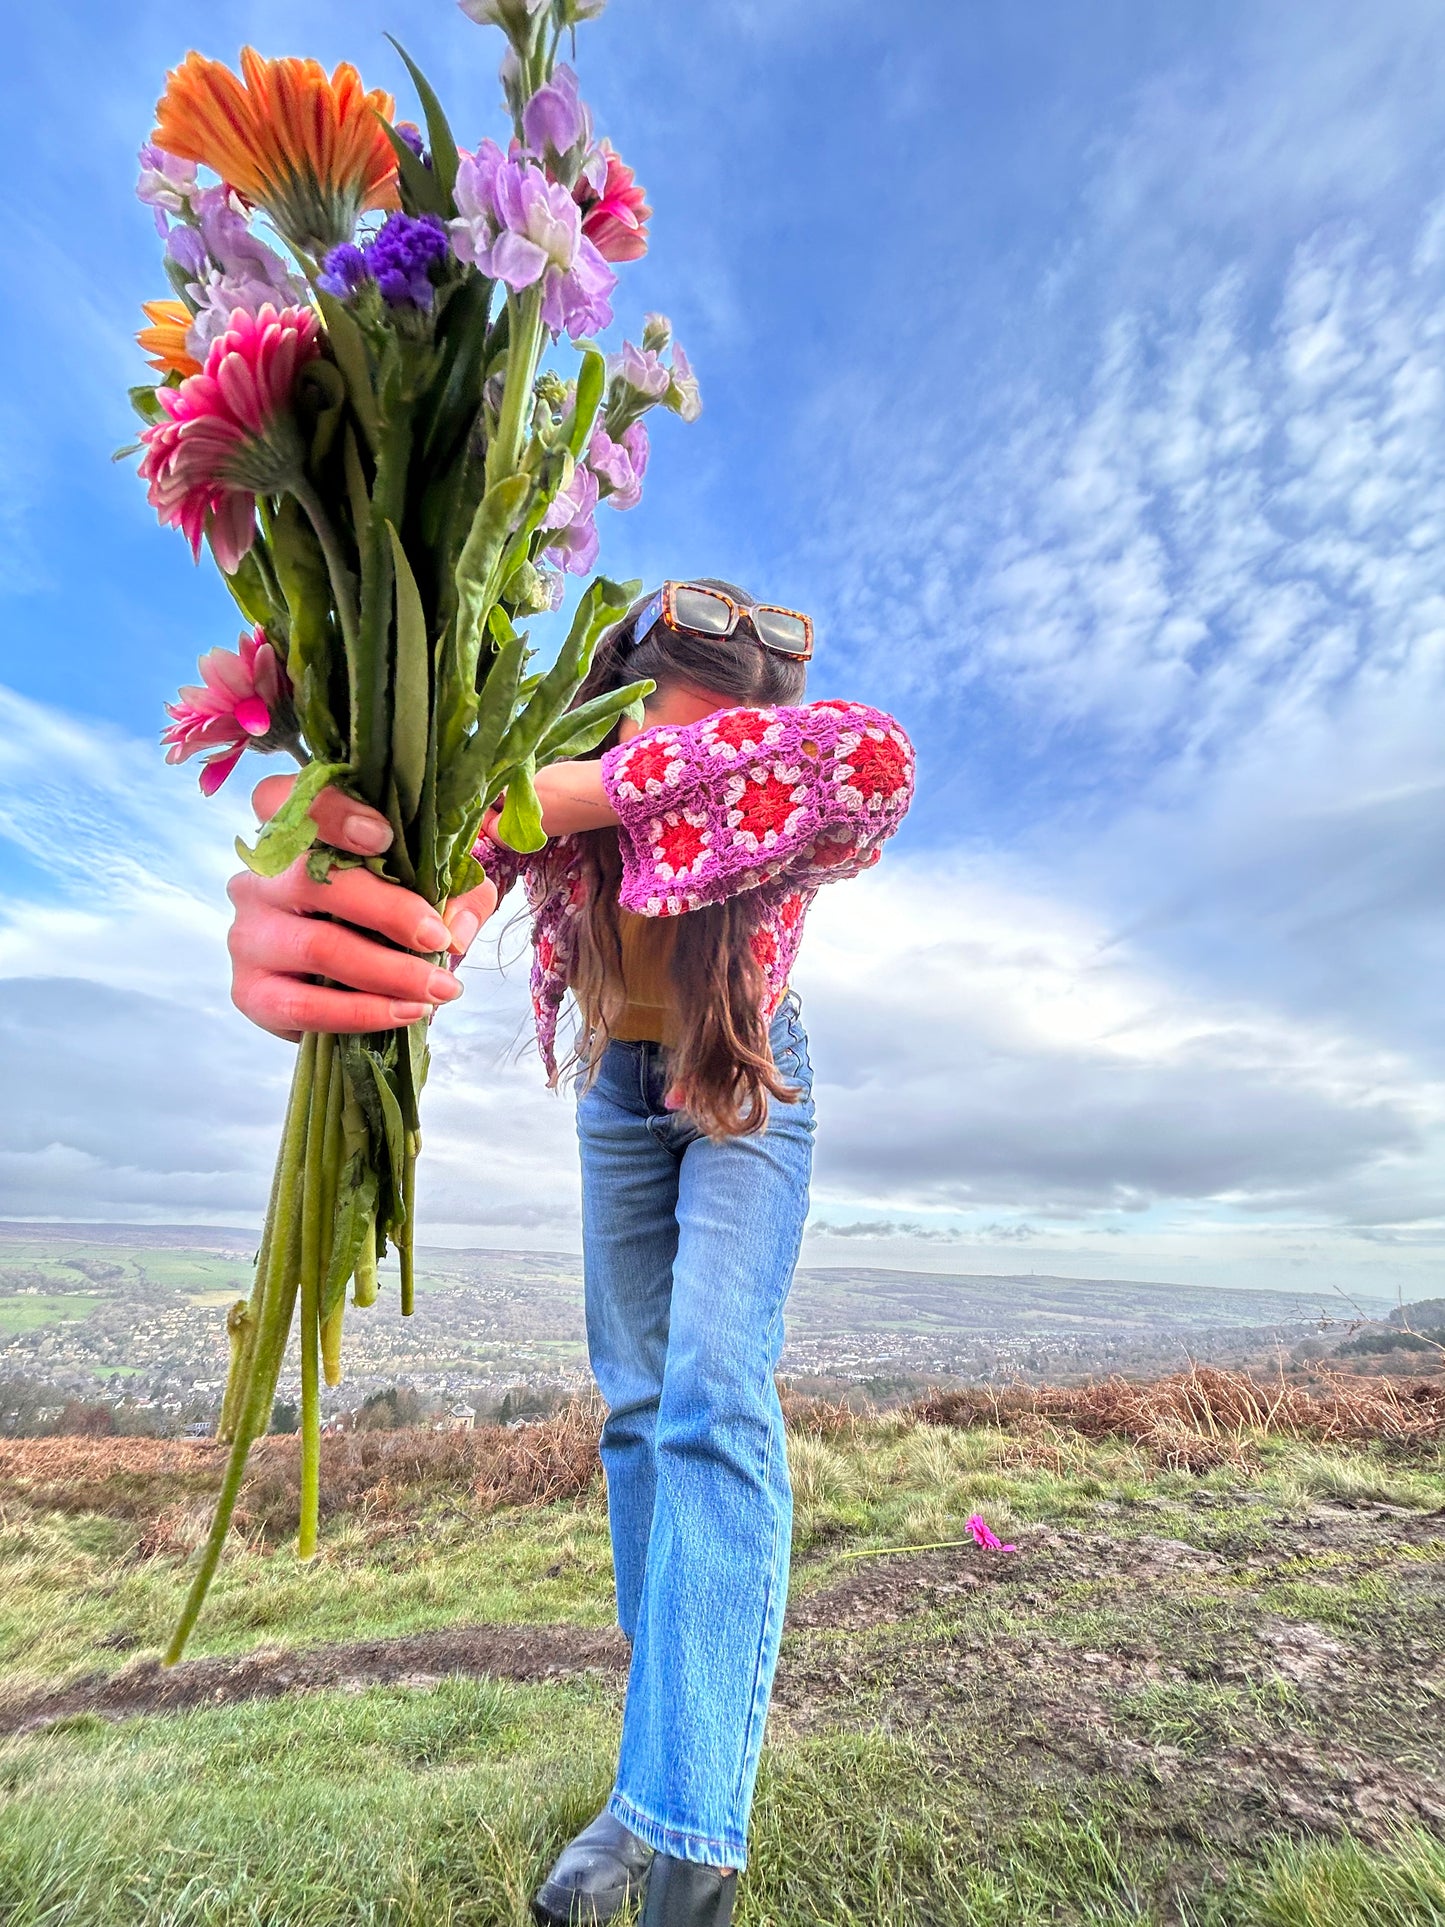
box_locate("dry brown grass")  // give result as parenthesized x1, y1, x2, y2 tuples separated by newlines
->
(908, 1364, 1445, 1470)
(0, 1403, 607, 1546)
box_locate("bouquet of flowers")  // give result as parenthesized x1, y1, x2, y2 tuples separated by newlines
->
(129, 0, 700, 1659)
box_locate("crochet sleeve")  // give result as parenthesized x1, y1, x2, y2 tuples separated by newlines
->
(599, 700, 914, 916)
(471, 829, 532, 902)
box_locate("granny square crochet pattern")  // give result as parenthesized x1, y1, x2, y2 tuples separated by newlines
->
(476, 699, 914, 1078)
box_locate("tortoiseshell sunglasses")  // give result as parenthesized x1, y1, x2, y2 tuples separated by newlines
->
(631, 581, 815, 661)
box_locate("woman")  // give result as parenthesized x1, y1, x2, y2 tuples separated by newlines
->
(228, 581, 914, 1925)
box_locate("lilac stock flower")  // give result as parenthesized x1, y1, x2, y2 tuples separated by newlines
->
(588, 419, 649, 511)
(137, 144, 199, 234)
(450, 139, 616, 338)
(608, 334, 702, 425)
(521, 64, 592, 174)
(666, 340, 703, 423)
(540, 462, 601, 575)
(164, 189, 309, 361)
(609, 339, 670, 400)
(457, 0, 547, 29)
(165, 224, 210, 280)
(319, 213, 451, 310)
(540, 567, 566, 610)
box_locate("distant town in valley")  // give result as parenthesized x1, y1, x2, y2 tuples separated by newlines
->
(0, 1221, 1436, 1438)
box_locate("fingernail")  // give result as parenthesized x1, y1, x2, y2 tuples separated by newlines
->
(428, 969, 464, 1002)
(344, 813, 393, 854)
(448, 909, 481, 954)
(390, 1001, 430, 1023)
(414, 913, 451, 951)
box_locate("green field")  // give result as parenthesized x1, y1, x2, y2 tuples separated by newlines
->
(0, 1392, 1441, 1925)
(0, 1292, 105, 1334)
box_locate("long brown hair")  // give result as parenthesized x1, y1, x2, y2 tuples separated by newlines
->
(546, 580, 809, 1137)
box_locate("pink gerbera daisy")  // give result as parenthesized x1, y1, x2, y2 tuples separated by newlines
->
(137, 303, 320, 573)
(162, 625, 294, 795)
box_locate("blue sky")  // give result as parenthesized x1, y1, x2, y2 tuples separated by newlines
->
(2, 0, 1443, 1302)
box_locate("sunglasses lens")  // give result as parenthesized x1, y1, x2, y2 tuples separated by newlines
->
(673, 586, 735, 635)
(754, 607, 811, 656)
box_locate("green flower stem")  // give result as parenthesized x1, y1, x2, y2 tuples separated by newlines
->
(318, 1050, 346, 1386)
(290, 475, 359, 665)
(217, 1121, 287, 1443)
(354, 415, 416, 805)
(297, 1031, 335, 1562)
(487, 289, 544, 490)
(165, 1036, 317, 1666)
(400, 1127, 419, 1318)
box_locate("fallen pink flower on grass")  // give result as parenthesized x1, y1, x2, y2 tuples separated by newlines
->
(162, 624, 293, 794)
(966, 1512, 1017, 1552)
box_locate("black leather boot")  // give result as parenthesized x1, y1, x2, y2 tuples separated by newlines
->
(531, 1808, 654, 1925)
(638, 1854, 738, 1927)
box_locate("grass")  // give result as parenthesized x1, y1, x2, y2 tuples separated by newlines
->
(0, 1381, 1441, 1924)
(0, 1292, 104, 1334)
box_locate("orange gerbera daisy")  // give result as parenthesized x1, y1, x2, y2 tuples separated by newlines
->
(137, 299, 202, 379)
(152, 49, 399, 256)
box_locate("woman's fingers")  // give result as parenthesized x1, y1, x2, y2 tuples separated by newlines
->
(234, 964, 435, 1040)
(229, 903, 463, 1006)
(250, 772, 297, 827)
(441, 877, 500, 958)
(230, 862, 452, 953)
(250, 775, 394, 858)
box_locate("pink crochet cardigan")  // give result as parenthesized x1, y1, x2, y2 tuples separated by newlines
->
(475, 698, 914, 1078)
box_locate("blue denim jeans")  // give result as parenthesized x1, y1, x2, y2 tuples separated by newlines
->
(575, 995, 815, 1870)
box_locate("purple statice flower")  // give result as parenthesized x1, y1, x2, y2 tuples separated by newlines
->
(540, 462, 600, 575)
(521, 64, 593, 176)
(588, 419, 649, 512)
(396, 121, 429, 164)
(450, 139, 616, 339)
(368, 213, 451, 308)
(319, 215, 452, 312)
(137, 144, 198, 234)
(317, 244, 370, 300)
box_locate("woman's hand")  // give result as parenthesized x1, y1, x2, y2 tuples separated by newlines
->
(228, 775, 499, 1041)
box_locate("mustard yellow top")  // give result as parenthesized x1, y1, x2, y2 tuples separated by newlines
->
(610, 909, 681, 1045)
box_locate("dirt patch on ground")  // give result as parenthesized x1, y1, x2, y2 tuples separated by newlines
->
(0, 1623, 629, 1738)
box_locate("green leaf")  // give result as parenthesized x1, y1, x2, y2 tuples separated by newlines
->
(385, 521, 430, 821)
(535, 677, 655, 765)
(562, 347, 606, 461)
(270, 498, 345, 761)
(316, 292, 380, 454)
(387, 37, 461, 205)
(320, 1162, 379, 1323)
(299, 358, 348, 468)
(435, 631, 526, 826)
(444, 473, 531, 760)
(128, 384, 165, 426)
(365, 1048, 409, 1214)
(376, 113, 445, 217)
(496, 760, 547, 854)
(222, 544, 285, 635)
(495, 575, 640, 773)
(234, 762, 350, 877)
